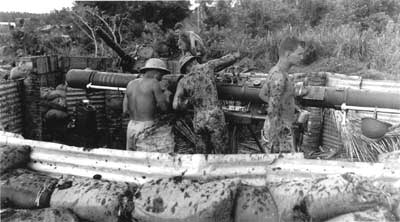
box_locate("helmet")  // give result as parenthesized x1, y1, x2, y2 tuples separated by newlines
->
(179, 55, 198, 74)
(140, 58, 171, 74)
(361, 117, 392, 139)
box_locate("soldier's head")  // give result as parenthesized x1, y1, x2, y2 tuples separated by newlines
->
(140, 58, 171, 81)
(177, 32, 190, 52)
(179, 55, 199, 74)
(278, 36, 306, 66)
(174, 22, 184, 35)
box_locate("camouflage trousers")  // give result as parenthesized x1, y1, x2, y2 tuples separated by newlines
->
(193, 107, 229, 154)
(126, 120, 175, 153)
(262, 117, 295, 153)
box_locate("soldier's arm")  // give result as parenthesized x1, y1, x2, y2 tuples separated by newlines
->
(268, 74, 285, 115)
(122, 81, 133, 117)
(259, 82, 269, 103)
(209, 52, 241, 73)
(152, 80, 169, 112)
(122, 93, 128, 117)
(173, 80, 189, 110)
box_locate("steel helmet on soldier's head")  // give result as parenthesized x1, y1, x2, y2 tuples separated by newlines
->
(179, 55, 198, 74)
(140, 58, 171, 74)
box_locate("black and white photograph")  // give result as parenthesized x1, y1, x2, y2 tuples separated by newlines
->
(0, 0, 399, 221)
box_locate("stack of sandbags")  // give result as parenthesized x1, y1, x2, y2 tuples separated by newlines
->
(267, 173, 397, 222)
(50, 176, 134, 222)
(0, 144, 30, 174)
(41, 84, 68, 115)
(1, 207, 80, 222)
(41, 84, 69, 141)
(0, 169, 58, 209)
(132, 178, 241, 222)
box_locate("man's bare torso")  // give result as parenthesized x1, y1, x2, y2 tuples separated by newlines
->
(125, 78, 158, 121)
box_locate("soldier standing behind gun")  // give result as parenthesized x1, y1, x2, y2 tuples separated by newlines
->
(259, 36, 306, 153)
(173, 52, 240, 154)
(175, 23, 206, 62)
(123, 58, 175, 152)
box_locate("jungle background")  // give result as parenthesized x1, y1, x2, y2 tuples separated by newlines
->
(1, 0, 400, 79)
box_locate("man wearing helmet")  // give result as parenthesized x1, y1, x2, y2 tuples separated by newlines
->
(175, 22, 206, 61)
(123, 58, 175, 152)
(173, 52, 240, 154)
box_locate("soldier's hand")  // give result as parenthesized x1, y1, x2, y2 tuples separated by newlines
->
(233, 51, 241, 59)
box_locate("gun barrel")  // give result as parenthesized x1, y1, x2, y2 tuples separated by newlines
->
(95, 28, 127, 59)
(66, 69, 400, 110)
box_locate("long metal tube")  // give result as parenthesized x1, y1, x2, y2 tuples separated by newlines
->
(300, 86, 400, 109)
(66, 69, 400, 110)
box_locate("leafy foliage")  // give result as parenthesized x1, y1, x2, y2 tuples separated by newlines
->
(2, 0, 400, 79)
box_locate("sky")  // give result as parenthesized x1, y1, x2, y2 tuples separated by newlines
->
(1, 0, 236, 14)
(1, 0, 74, 13)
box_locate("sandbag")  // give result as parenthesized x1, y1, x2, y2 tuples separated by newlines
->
(9, 61, 32, 80)
(324, 206, 396, 222)
(40, 87, 55, 99)
(0, 145, 30, 173)
(132, 178, 241, 222)
(234, 185, 279, 222)
(50, 176, 134, 222)
(105, 92, 123, 111)
(45, 109, 68, 120)
(48, 97, 67, 110)
(1, 207, 80, 222)
(0, 169, 58, 209)
(267, 178, 313, 222)
(9, 67, 28, 80)
(56, 84, 67, 91)
(47, 89, 66, 100)
(302, 173, 389, 221)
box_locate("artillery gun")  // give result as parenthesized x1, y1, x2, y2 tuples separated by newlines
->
(66, 69, 400, 111)
(95, 28, 137, 73)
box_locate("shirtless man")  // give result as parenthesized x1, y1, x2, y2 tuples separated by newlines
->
(259, 36, 306, 153)
(173, 52, 240, 154)
(123, 58, 175, 152)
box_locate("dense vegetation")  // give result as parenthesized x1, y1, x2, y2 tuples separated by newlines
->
(1, 0, 400, 79)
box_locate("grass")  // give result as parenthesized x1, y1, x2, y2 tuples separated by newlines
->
(207, 18, 400, 80)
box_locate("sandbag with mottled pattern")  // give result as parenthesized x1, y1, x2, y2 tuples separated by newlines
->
(50, 176, 134, 222)
(0, 168, 58, 209)
(0, 145, 30, 173)
(1, 207, 80, 222)
(132, 178, 241, 222)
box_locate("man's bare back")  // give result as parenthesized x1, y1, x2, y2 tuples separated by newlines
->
(124, 77, 168, 121)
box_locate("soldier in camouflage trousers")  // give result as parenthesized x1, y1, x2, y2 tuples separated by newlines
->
(173, 53, 240, 154)
(259, 36, 306, 153)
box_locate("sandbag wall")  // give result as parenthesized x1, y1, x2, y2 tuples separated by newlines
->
(15, 56, 113, 143)
(1, 137, 400, 222)
(0, 80, 24, 134)
(21, 56, 63, 140)
(105, 90, 129, 149)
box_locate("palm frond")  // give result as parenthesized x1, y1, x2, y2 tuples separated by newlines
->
(332, 110, 400, 162)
